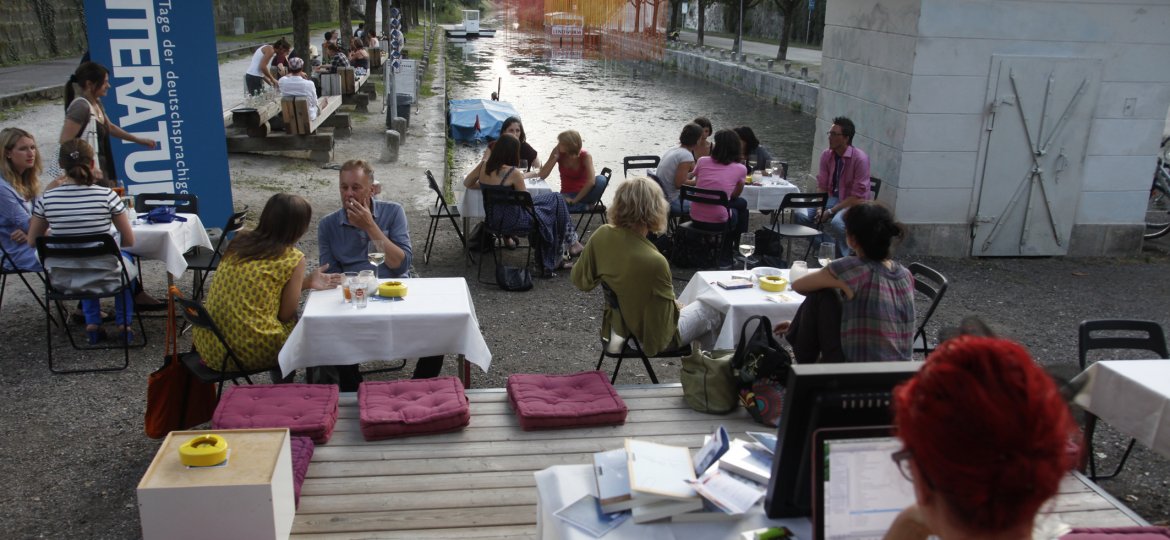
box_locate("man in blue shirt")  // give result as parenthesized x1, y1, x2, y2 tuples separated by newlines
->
(317, 159, 441, 383)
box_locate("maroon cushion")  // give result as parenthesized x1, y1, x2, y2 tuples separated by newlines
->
(211, 384, 340, 444)
(506, 371, 628, 430)
(358, 377, 470, 441)
(289, 435, 314, 508)
(1065, 528, 1170, 539)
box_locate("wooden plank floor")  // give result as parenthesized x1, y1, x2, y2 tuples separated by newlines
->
(291, 385, 1146, 538)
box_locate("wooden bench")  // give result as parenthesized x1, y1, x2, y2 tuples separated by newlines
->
(225, 94, 350, 163)
(341, 71, 373, 112)
(280, 95, 343, 136)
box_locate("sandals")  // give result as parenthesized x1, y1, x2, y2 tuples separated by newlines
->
(72, 309, 115, 325)
(569, 241, 585, 257)
(503, 236, 520, 250)
(113, 325, 134, 344)
(86, 325, 108, 345)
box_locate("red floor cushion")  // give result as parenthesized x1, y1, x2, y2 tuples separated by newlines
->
(358, 377, 470, 441)
(211, 384, 340, 444)
(1065, 528, 1170, 539)
(506, 371, 628, 430)
(289, 435, 314, 508)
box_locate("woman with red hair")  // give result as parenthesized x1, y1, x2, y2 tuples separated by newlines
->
(885, 335, 1080, 539)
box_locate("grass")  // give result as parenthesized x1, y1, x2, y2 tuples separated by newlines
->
(0, 99, 53, 121)
(685, 29, 822, 51)
(218, 20, 345, 43)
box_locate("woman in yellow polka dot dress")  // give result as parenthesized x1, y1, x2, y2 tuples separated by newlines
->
(193, 193, 340, 381)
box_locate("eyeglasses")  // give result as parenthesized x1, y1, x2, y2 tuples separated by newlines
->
(891, 448, 936, 490)
(827, 130, 844, 137)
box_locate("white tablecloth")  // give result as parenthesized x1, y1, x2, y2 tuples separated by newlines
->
(677, 270, 805, 351)
(535, 465, 810, 540)
(125, 213, 212, 277)
(1074, 360, 1170, 459)
(457, 179, 554, 219)
(740, 176, 799, 212)
(278, 277, 492, 377)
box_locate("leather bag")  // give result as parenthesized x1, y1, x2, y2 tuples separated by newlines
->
(144, 286, 217, 438)
(731, 315, 793, 426)
(495, 264, 532, 292)
(680, 342, 737, 414)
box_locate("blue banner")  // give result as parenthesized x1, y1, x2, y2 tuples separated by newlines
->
(83, 0, 233, 227)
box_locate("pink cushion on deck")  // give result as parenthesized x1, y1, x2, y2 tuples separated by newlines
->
(1064, 528, 1170, 539)
(211, 384, 340, 444)
(506, 371, 628, 430)
(358, 377, 470, 441)
(289, 435, 314, 508)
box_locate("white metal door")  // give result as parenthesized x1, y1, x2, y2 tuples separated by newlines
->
(972, 56, 1101, 256)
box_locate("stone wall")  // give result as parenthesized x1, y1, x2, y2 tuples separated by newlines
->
(0, 1, 336, 66)
(663, 48, 818, 116)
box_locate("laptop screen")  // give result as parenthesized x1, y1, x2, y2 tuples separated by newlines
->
(815, 429, 916, 539)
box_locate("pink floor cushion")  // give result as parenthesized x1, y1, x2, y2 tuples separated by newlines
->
(211, 384, 340, 444)
(1065, 528, 1170, 539)
(358, 377, 470, 441)
(506, 371, 628, 431)
(289, 435, 315, 508)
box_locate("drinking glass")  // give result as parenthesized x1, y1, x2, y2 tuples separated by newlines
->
(789, 260, 808, 281)
(367, 240, 384, 270)
(352, 276, 369, 309)
(519, 159, 529, 171)
(358, 269, 375, 295)
(818, 242, 836, 268)
(342, 271, 358, 302)
(738, 233, 755, 272)
(763, 159, 774, 178)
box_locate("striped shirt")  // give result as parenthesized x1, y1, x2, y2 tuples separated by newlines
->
(829, 256, 916, 362)
(33, 184, 125, 237)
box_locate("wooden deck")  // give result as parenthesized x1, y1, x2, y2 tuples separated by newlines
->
(291, 385, 1146, 539)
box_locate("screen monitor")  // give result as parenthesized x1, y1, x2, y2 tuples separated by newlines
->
(764, 361, 923, 518)
(813, 427, 916, 539)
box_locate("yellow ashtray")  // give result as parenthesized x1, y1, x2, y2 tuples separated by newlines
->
(178, 434, 229, 467)
(759, 275, 789, 292)
(377, 281, 407, 298)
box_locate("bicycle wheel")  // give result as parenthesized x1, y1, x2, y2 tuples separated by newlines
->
(1146, 167, 1170, 240)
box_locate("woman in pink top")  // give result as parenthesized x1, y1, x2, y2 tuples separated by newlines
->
(537, 130, 608, 214)
(690, 129, 749, 267)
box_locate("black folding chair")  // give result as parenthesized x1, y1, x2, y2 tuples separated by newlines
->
(907, 262, 948, 357)
(422, 169, 466, 264)
(571, 167, 611, 241)
(1, 241, 55, 326)
(36, 234, 147, 374)
(1078, 319, 1168, 480)
(769, 192, 828, 264)
(479, 184, 542, 285)
(623, 155, 659, 178)
(595, 282, 691, 384)
(134, 192, 199, 214)
(186, 209, 249, 301)
(648, 172, 688, 233)
(869, 177, 882, 200)
(672, 186, 735, 269)
(173, 295, 269, 397)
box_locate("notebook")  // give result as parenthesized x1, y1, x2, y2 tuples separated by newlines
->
(812, 426, 916, 540)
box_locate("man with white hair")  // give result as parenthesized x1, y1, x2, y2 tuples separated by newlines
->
(277, 57, 321, 120)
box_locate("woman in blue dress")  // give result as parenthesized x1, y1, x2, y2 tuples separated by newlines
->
(463, 134, 574, 274)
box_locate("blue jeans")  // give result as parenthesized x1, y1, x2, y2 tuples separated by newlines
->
(564, 175, 608, 212)
(670, 197, 691, 215)
(82, 252, 137, 326)
(795, 196, 851, 257)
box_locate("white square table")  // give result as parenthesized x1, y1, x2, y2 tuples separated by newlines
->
(1073, 360, 1170, 460)
(126, 213, 213, 278)
(740, 175, 799, 213)
(677, 270, 804, 351)
(456, 178, 554, 219)
(277, 277, 492, 387)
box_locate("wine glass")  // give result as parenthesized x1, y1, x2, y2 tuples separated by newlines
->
(763, 159, 774, 178)
(519, 159, 529, 171)
(817, 242, 836, 268)
(367, 240, 385, 271)
(739, 233, 755, 273)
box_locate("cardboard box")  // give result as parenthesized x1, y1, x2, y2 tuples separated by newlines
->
(138, 429, 294, 540)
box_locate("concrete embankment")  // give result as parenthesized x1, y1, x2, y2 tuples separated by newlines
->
(662, 46, 818, 115)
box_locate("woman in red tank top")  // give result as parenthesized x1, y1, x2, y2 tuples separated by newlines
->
(536, 130, 607, 214)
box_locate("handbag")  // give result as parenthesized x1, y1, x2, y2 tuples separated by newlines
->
(754, 227, 785, 259)
(495, 264, 533, 292)
(731, 315, 793, 426)
(145, 286, 217, 438)
(144, 206, 188, 224)
(680, 342, 737, 414)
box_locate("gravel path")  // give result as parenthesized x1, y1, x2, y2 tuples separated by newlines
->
(0, 41, 1167, 539)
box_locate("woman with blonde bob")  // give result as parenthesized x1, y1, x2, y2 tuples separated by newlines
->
(572, 177, 722, 356)
(0, 127, 44, 271)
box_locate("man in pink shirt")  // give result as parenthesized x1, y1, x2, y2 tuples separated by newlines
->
(799, 116, 871, 256)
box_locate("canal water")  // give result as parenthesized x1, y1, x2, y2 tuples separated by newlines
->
(447, 30, 816, 198)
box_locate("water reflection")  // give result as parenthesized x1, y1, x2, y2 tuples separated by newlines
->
(448, 30, 816, 197)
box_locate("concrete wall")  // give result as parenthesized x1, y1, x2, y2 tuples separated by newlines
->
(212, 1, 336, 36)
(817, 0, 1170, 256)
(663, 48, 818, 115)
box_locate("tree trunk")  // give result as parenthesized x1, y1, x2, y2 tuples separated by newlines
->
(697, 2, 705, 45)
(291, 0, 310, 60)
(338, 0, 353, 51)
(775, 4, 794, 60)
(381, 0, 390, 38)
(650, 0, 661, 34)
(365, 0, 377, 36)
(668, 0, 681, 35)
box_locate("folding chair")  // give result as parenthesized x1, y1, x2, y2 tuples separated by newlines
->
(186, 209, 249, 301)
(173, 295, 270, 397)
(1078, 319, 1168, 480)
(1, 241, 54, 325)
(479, 185, 541, 285)
(907, 262, 948, 357)
(571, 167, 611, 241)
(672, 186, 735, 269)
(422, 169, 465, 264)
(36, 234, 146, 374)
(623, 155, 659, 178)
(648, 172, 687, 233)
(595, 282, 691, 384)
(869, 177, 882, 200)
(769, 192, 828, 264)
(134, 192, 199, 214)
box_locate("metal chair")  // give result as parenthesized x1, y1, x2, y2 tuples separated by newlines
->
(134, 192, 199, 214)
(907, 262, 949, 357)
(173, 295, 269, 398)
(1077, 319, 1168, 480)
(869, 177, 882, 200)
(479, 184, 541, 284)
(622, 155, 659, 178)
(595, 282, 692, 384)
(36, 234, 147, 374)
(422, 169, 465, 264)
(571, 167, 611, 241)
(185, 209, 249, 301)
(769, 192, 828, 264)
(1, 241, 54, 325)
(648, 172, 688, 233)
(672, 186, 736, 269)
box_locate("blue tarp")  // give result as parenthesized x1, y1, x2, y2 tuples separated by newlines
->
(448, 99, 520, 142)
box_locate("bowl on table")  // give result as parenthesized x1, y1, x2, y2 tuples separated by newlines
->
(751, 267, 784, 280)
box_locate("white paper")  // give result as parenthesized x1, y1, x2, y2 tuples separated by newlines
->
(693, 425, 730, 476)
(688, 468, 765, 514)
